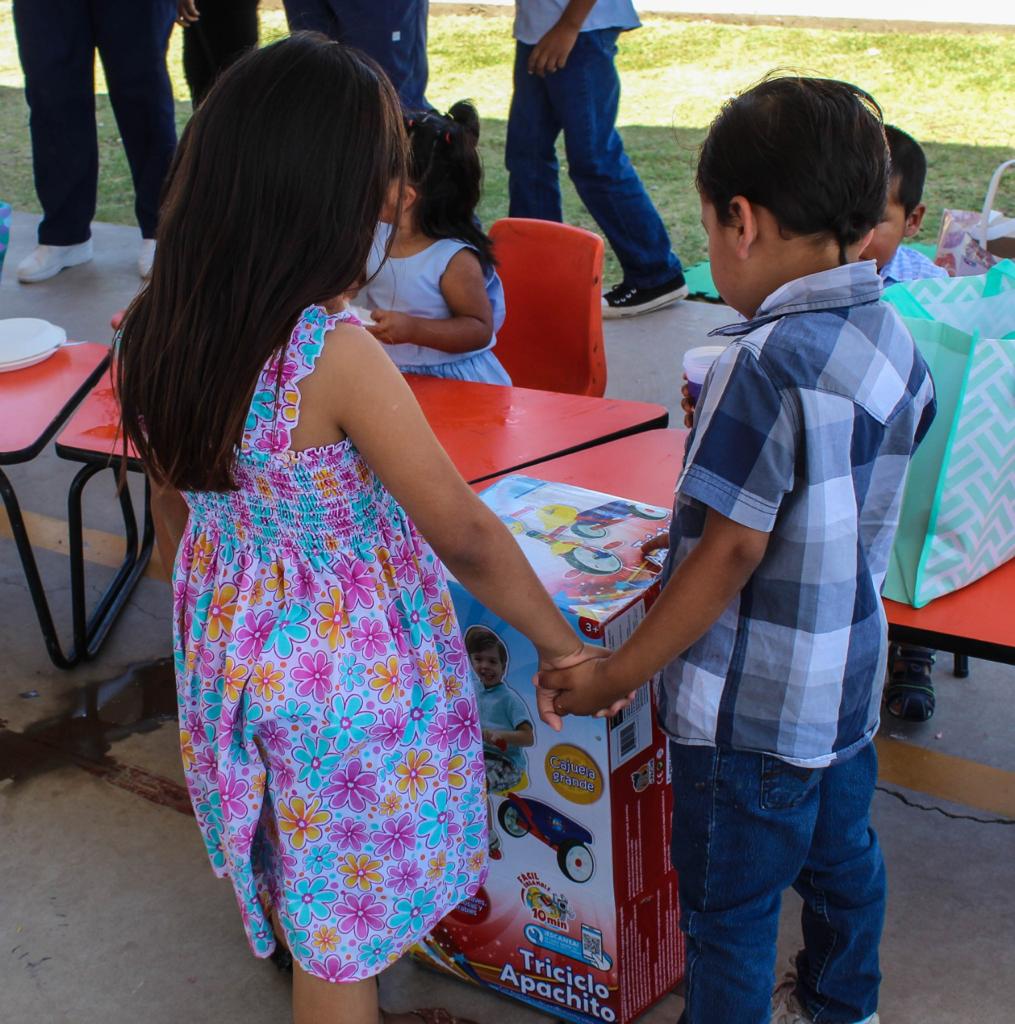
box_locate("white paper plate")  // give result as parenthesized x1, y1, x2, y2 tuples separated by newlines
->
(0, 318, 66, 369)
(0, 343, 63, 373)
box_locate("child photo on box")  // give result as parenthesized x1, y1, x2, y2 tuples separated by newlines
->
(466, 625, 536, 856)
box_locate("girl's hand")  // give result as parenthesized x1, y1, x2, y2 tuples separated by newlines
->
(367, 309, 413, 346)
(680, 376, 695, 429)
(177, 0, 200, 25)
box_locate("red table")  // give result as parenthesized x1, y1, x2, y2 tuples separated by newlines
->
(0, 343, 131, 668)
(477, 428, 1014, 667)
(405, 375, 668, 482)
(57, 372, 669, 485)
(0, 343, 109, 462)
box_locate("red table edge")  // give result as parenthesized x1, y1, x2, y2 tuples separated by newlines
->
(0, 346, 111, 465)
(466, 411, 670, 484)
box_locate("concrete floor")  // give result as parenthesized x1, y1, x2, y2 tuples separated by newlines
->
(2, 211, 1014, 1023)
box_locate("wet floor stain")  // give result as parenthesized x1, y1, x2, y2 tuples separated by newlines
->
(0, 657, 193, 815)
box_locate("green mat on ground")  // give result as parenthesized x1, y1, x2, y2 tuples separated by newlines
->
(683, 242, 940, 301)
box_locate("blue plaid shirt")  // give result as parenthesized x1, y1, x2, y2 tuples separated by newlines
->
(880, 245, 949, 287)
(658, 262, 936, 767)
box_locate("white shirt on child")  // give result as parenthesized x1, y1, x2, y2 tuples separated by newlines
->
(514, 0, 640, 46)
(359, 222, 507, 369)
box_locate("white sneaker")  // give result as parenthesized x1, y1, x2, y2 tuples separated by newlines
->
(138, 238, 156, 279)
(16, 240, 94, 283)
(772, 969, 880, 1024)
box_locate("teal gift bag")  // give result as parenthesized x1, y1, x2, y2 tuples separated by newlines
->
(0, 202, 10, 281)
(882, 262, 1015, 607)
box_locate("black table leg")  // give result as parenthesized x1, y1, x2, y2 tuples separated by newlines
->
(0, 467, 75, 669)
(66, 461, 154, 662)
(1, 461, 154, 669)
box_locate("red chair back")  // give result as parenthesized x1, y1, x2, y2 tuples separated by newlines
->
(489, 218, 606, 396)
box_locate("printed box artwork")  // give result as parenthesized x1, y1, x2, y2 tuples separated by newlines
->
(416, 476, 684, 1024)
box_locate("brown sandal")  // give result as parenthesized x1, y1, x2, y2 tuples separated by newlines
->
(409, 1010, 479, 1024)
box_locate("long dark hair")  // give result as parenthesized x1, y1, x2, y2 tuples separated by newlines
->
(406, 101, 494, 268)
(116, 33, 406, 492)
(696, 74, 889, 265)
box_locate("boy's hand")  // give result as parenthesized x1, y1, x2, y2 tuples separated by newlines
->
(367, 309, 413, 345)
(680, 376, 695, 429)
(642, 533, 670, 556)
(528, 22, 581, 76)
(536, 656, 635, 731)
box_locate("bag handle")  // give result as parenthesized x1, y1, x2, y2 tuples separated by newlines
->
(978, 159, 1015, 246)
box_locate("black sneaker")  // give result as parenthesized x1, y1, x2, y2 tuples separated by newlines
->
(602, 274, 689, 319)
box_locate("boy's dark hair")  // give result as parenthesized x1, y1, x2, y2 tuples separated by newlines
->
(696, 74, 889, 264)
(884, 124, 927, 216)
(465, 626, 508, 666)
(116, 34, 406, 492)
(406, 101, 495, 268)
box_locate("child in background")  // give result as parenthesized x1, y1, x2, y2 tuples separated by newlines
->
(862, 124, 948, 722)
(506, 0, 686, 318)
(466, 626, 535, 857)
(539, 76, 936, 1024)
(863, 124, 950, 288)
(115, 36, 604, 1024)
(358, 102, 512, 385)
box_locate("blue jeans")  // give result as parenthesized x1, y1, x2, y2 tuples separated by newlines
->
(506, 30, 681, 289)
(670, 742, 885, 1024)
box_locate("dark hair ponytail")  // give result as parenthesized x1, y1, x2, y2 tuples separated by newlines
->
(406, 100, 495, 268)
(696, 74, 889, 264)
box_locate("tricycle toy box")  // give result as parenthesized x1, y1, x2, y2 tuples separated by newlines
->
(416, 476, 684, 1024)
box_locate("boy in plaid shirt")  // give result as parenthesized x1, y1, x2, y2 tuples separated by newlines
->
(539, 77, 936, 1024)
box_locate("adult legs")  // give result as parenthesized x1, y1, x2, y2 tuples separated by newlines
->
(12, 0, 97, 245)
(282, 0, 340, 36)
(543, 29, 681, 289)
(94, 0, 177, 239)
(284, 0, 430, 110)
(505, 42, 564, 222)
(182, 0, 260, 107)
(792, 742, 885, 1023)
(670, 743, 823, 1024)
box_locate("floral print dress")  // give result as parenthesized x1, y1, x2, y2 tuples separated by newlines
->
(174, 305, 487, 981)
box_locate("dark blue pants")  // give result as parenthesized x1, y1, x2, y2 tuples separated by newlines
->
(283, 0, 430, 112)
(505, 29, 681, 289)
(670, 742, 885, 1024)
(12, 0, 177, 245)
(182, 0, 260, 108)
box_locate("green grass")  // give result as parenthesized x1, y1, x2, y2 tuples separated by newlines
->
(1, 9, 1012, 277)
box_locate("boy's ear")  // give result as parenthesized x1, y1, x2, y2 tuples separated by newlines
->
(904, 202, 927, 238)
(728, 196, 758, 259)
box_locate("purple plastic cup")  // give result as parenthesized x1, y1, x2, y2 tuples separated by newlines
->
(682, 345, 725, 406)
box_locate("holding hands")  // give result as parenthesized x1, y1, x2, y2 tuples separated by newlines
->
(535, 533, 670, 731)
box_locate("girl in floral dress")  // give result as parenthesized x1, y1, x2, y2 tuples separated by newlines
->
(115, 34, 605, 1024)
